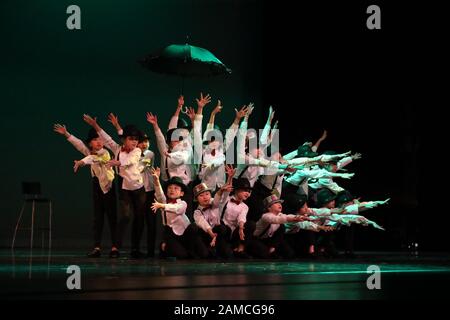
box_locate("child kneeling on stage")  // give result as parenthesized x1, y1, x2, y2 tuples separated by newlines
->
(150, 168, 199, 259)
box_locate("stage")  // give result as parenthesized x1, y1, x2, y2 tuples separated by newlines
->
(1, 250, 449, 300)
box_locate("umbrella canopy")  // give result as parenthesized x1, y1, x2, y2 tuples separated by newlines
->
(139, 44, 232, 77)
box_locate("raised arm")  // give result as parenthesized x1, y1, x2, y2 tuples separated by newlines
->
(213, 165, 235, 207)
(53, 123, 90, 156)
(195, 92, 212, 116)
(83, 114, 120, 153)
(108, 113, 123, 135)
(260, 105, 275, 146)
(312, 129, 327, 153)
(146, 112, 168, 156)
(168, 95, 185, 130)
(236, 104, 254, 164)
(150, 167, 167, 203)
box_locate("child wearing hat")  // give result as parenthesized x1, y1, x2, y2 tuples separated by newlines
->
(107, 113, 158, 258)
(146, 110, 195, 219)
(251, 194, 305, 259)
(283, 193, 334, 257)
(308, 151, 362, 195)
(83, 115, 146, 259)
(198, 100, 250, 191)
(150, 168, 200, 259)
(192, 165, 235, 259)
(334, 190, 389, 256)
(53, 124, 118, 258)
(219, 177, 257, 258)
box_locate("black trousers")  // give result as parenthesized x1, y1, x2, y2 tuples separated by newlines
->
(181, 181, 194, 221)
(197, 224, 233, 259)
(248, 225, 295, 259)
(117, 187, 146, 251)
(246, 180, 272, 222)
(92, 177, 117, 248)
(144, 191, 156, 257)
(223, 220, 256, 250)
(163, 224, 203, 259)
(285, 230, 316, 257)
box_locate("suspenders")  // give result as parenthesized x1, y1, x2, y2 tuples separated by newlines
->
(220, 201, 229, 222)
(258, 224, 272, 238)
(165, 156, 171, 179)
(238, 166, 249, 179)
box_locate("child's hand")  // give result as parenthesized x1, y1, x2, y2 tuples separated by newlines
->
(340, 173, 355, 179)
(151, 201, 165, 213)
(185, 107, 196, 123)
(221, 183, 233, 194)
(225, 164, 236, 177)
(246, 103, 255, 117)
(53, 124, 68, 136)
(319, 130, 328, 142)
(177, 95, 184, 107)
(320, 226, 335, 232)
(212, 100, 223, 115)
(73, 160, 85, 173)
(351, 152, 362, 160)
(106, 159, 121, 169)
(150, 167, 160, 178)
(146, 112, 158, 126)
(234, 105, 250, 120)
(108, 113, 120, 129)
(83, 114, 98, 127)
(239, 228, 245, 241)
(210, 233, 217, 247)
(196, 92, 212, 108)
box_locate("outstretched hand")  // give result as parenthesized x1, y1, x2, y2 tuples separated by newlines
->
(83, 114, 98, 127)
(53, 123, 68, 136)
(196, 92, 212, 109)
(146, 112, 158, 126)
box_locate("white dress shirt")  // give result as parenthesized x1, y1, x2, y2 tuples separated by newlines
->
(194, 198, 221, 233)
(154, 125, 193, 185)
(67, 134, 114, 194)
(98, 129, 144, 191)
(254, 212, 296, 239)
(154, 181, 190, 236)
(220, 195, 248, 233)
(139, 149, 155, 192)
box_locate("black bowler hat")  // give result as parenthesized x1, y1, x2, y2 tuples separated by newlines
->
(203, 125, 223, 145)
(297, 144, 318, 158)
(177, 118, 191, 131)
(233, 178, 252, 191)
(138, 131, 149, 143)
(316, 188, 337, 207)
(284, 194, 308, 213)
(166, 128, 185, 142)
(164, 176, 187, 193)
(335, 190, 356, 207)
(120, 124, 141, 139)
(84, 128, 99, 145)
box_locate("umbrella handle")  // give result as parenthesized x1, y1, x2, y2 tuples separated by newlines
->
(180, 106, 189, 115)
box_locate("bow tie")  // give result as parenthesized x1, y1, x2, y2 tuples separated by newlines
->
(230, 198, 241, 205)
(201, 205, 212, 211)
(167, 199, 177, 204)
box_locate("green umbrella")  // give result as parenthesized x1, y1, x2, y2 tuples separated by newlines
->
(139, 43, 232, 77)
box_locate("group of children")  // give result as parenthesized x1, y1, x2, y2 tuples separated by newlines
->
(54, 93, 389, 259)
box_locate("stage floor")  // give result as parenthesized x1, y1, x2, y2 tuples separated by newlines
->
(1, 250, 449, 300)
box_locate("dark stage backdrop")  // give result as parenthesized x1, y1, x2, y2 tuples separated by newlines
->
(0, 1, 445, 251)
(0, 0, 264, 248)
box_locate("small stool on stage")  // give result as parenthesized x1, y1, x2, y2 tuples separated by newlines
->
(11, 182, 52, 252)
